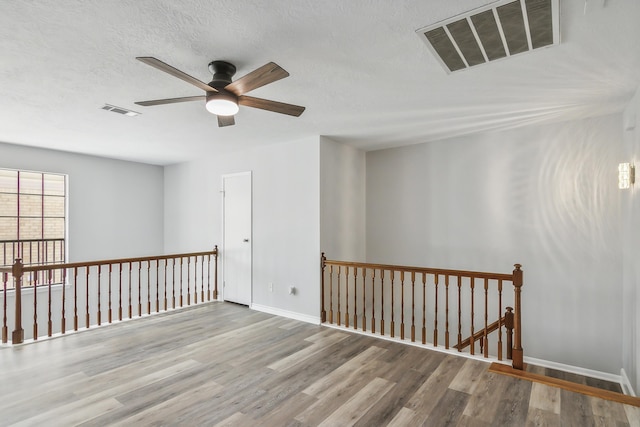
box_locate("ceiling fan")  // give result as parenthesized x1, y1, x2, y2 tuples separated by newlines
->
(134, 57, 305, 127)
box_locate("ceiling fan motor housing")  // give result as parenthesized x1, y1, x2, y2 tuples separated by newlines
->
(208, 60, 236, 89)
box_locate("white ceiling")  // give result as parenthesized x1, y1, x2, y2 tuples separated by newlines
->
(1, 0, 639, 166)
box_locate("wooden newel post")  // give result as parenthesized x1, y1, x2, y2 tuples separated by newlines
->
(504, 306, 513, 360)
(511, 264, 524, 370)
(12, 259, 24, 344)
(213, 245, 219, 300)
(320, 252, 326, 323)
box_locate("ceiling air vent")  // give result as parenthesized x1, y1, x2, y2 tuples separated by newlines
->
(101, 104, 140, 117)
(416, 0, 559, 73)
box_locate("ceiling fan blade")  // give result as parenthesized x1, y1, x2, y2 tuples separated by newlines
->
(217, 115, 235, 127)
(135, 95, 205, 107)
(136, 57, 217, 92)
(225, 62, 289, 96)
(238, 96, 305, 117)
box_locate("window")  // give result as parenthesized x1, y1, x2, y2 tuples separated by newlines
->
(0, 168, 67, 288)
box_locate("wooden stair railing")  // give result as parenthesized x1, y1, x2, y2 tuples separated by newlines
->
(321, 254, 524, 370)
(1, 246, 218, 344)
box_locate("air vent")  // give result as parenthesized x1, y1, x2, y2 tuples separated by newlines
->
(417, 0, 559, 73)
(101, 104, 140, 117)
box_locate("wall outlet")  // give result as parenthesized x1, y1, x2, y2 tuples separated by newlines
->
(269, 282, 273, 292)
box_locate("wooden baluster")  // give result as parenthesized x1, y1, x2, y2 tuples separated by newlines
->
(138, 262, 142, 316)
(33, 271, 38, 340)
(147, 261, 151, 314)
(118, 263, 123, 321)
(505, 306, 514, 360)
(353, 266, 357, 330)
(469, 277, 475, 355)
(337, 266, 341, 326)
(188, 257, 192, 306)
(457, 275, 462, 352)
(108, 264, 112, 323)
(73, 266, 78, 331)
(12, 259, 24, 343)
(445, 275, 450, 349)
(497, 279, 503, 361)
(164, 259, 168, 311)
(47, 270, 53, 337)
(433, 274, 438, 347)
(200, 255, 205, 303)
(180, 257, 184, 307)
(422, 272, 426, 344)
(172, 258, 176, 309)
(380, 269, 385, 336)
(400, 271, 405, 340)
(206, 254, 211, 301)
(345, 266, 350, 328)
(187, 257, 191, 305)
(213, 246, 218, 300)
(329, 265, 334, 324)
(97, 265, 102, 326)
(2, 272, 7, 343)
(157, 260, 160, 313)
(320, 254, 326, 322)
(411, 271, 415, 342)
(128, 262, 133, 319)
(371, 268, 376, 334)
(362, 268, 366, 332)
(194, 256, 198, 305)
(483, 278, 489, 358)
(61, 268, 66, 334)
(86, 266, 90, 328)
(512, 264, 524, 370)
(390, 270, 395, 338)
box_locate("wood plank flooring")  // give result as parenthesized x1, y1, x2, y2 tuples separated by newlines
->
(1, 302, 639, 426)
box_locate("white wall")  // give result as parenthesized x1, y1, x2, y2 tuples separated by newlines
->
(0, 142, 164, 260)
(164, 136, 321, 320)
(366, 114, 625, 375)
(622, 87, 640, 394)
(320, 136, 366, 262)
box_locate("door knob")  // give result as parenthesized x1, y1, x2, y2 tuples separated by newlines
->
(243, 238, 250, 242)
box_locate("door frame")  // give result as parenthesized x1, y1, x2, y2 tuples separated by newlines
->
(221, 171, 253, 304)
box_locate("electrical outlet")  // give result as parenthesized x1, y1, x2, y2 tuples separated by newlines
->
(269, 282, 273, 292)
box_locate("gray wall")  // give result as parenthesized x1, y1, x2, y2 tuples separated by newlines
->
(365, 114, 625, 375)
(0, 142, 164, 260)
(622, 88, 640, 394)
(164, 136, 321, 320)
(320, 136, 366, 262)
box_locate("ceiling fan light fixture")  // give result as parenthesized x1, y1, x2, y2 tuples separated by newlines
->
(205, 92, 239, 116)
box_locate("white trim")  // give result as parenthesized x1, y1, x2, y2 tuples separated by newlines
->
(524, 356, 623, 387)
(250, 303, 320, 325)
(621, 368, 637, 397)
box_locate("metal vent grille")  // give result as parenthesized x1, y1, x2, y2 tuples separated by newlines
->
(101, 104, 140, 116)
(417, 0, 559, 73)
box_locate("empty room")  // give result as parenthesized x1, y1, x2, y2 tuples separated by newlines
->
(1, 1, 640, 425)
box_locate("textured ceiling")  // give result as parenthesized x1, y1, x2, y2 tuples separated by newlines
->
(1, 0, 639, 165)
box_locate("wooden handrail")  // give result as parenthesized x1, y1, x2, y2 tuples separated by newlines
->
(323, 259, 513, 281)
(321, 255, 524, 370)
(454, 314, 507, 351)
(1, 246, 219, 345)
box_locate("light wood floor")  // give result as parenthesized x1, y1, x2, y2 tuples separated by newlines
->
(1, 302, 639, 426)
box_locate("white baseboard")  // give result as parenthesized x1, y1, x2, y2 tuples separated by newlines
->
(524, 356, 624, 390)
(621, 368, 637, 397)
(250, 303, 321, 325)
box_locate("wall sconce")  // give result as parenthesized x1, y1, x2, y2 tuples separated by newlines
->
(618, 162, 635, 189)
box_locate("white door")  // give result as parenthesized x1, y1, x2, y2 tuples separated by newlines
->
(222, 172, 252, 305)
